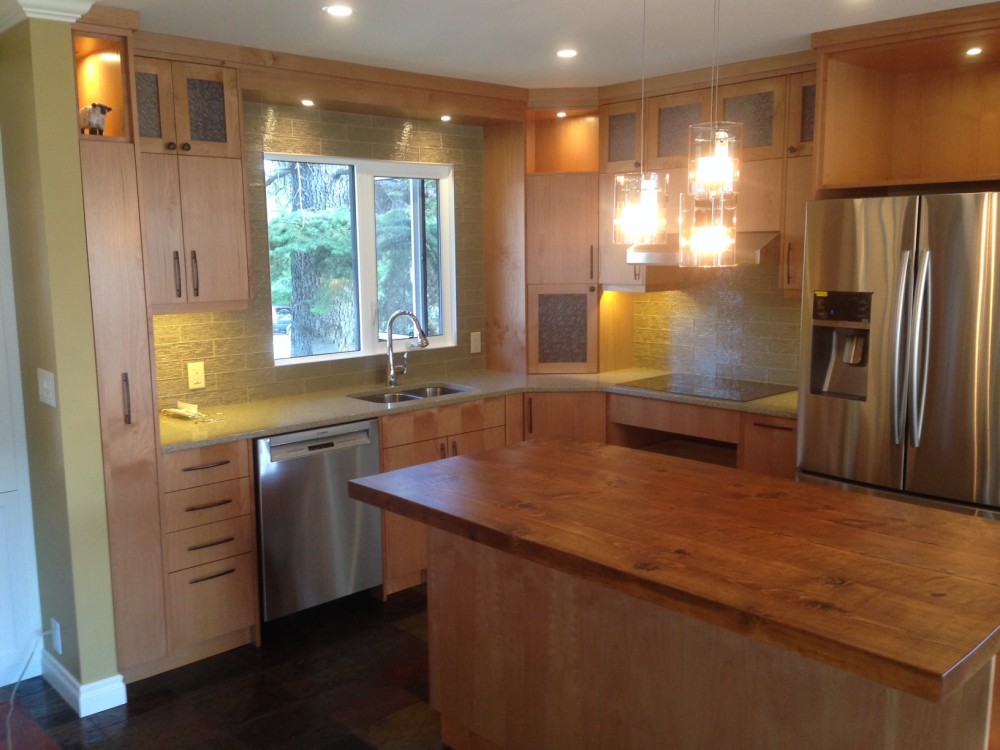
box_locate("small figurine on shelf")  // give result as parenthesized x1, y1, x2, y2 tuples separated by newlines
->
(78, 103, 112, 136)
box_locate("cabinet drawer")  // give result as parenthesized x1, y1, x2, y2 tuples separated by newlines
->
(381, 397, 505, 448)
(164, 514, 254, 573)
(166, 552, 256, 651)
(158, 441, 250, 492)
(161, 477, 253, 533)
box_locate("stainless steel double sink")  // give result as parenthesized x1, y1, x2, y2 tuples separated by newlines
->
(348, 383, 472, 404)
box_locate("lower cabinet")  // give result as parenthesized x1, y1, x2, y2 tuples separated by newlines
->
(150, 440, 259, 678)
(523, 392, 607, 442)
(380, 397, 506, 597)
(738, 413, 798, 479)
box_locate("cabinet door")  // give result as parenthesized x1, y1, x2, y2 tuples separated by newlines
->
(527, 284, 598, 373)
(177, 156, 249, 304)
(645, 89, 711, 170)
(737, 158, 783, 232)
(135, 57, 178, 154)
(781, 155, 813, 291)
(166, 552, 256, 651)
(79, 140, 166, 671)
(526, 173, 598, 284)
(598, 172, 644, 288)
(739, 414, 797, 478)
(141, 152, 186, 305)
(718, 77, 787, 161)
(786, 71, 816, 158)
(449, 426, 506, 456)
(524, 392, 607, 442)
(171, 62, 241, 158)
(599, 100, 641, 173)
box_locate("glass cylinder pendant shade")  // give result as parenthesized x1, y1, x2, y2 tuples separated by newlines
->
(680, 121, 742, 267)
(613, 171, 668, 246)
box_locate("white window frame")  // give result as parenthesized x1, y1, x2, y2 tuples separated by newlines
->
(265, 152, 457, 366)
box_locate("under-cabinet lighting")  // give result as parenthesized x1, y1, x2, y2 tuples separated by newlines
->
(323, 4, 353, 17)
(301, 99, 315, 107)
(556, 49, 577, 58)
(97, 52, 121, 62)
(967, 47, 983, 56)
(440, 115, 452, 122)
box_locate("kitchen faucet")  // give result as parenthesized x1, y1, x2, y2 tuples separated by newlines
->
(386, 310, 429, 386)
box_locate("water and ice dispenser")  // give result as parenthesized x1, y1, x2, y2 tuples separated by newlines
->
(808, 291, 872, 400)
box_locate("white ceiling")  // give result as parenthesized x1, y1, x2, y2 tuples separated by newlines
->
(94, 0, 997, 89)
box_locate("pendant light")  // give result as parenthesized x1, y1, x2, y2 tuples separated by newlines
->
(679, 0, 741, 267)
(612, 0, 667, 247)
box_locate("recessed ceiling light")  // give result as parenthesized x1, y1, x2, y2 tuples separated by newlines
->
(967, 46, 983, 56)
(440, 115, 452, 122)
(556, 112, 567, 118)
(557, 49, 578, 59)
(323, 4, 353, 17)
(302, 99, 315, 107)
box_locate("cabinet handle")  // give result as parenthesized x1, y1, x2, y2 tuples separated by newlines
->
(185, 498, 233, 513)
(121, 372, 132, 425)
(633, 263, 640, 281)
(191, 251, 200, 297)
(527, 397, 533, 434)
(187, 536, 235, 552)
(788, 145, 797, 155)
(181, 459, 231, 473)
(590, 244, 595, 281)
(451, 439, 458, 456)
(439, 442, 446, 460)
(189, 567, 235, 585)
(166, 141, 177, 151)
(172, 251, 182, 298)
(786, 243, 793, 285)
(752, 421, 794, 432)
(181, 142, 192, 152)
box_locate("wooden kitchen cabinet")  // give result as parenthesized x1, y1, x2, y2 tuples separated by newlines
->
(738, 413, 798, 479)
(79, 139, 166, 674)
(73, 32, 130, 140)
(524, 392, 607, 442)
(526, 173, 599, 284)
(781, 154, 813, 291)
(156, 440, 258, 673)
(736, 158, 783, 232)
(644, 89, 712, 171)
(527, 284, 598, 373)
(134, 58, 241, 158)
(141, 153, 250, 310)
(599, 100, 641, 172)
(786, 71, 816, 158)
(717, 76, 787, 161)
(380, 398, 506, 596)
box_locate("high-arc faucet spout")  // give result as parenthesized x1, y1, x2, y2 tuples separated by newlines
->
(386, 310, 429, 386)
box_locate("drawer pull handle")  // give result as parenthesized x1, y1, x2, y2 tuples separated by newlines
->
(451, 439, 458, 456)
(439, 443, 446, 460)
(185, 498, 233, 513)
(187, 536, 235, 552)
(752, 421, 794, 432)
(189, 568, 236, 585)
(181, 459, 231, 472)
(122, 373, 132, 425)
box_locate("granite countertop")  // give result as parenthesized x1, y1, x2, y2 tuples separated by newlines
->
(159, 367, 798, 451)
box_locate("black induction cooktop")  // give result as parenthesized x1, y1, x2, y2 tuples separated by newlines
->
(616, 374, 795, 402)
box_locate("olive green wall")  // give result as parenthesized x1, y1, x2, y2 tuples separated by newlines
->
(0, 19, 118, 685)
(153, 103, 486, 408)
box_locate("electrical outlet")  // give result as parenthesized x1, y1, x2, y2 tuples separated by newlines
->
(470, 331, 482, 354)
(37, 368, 57, 407)
(50, 617, 62, 655)
(187, 361, 206, 390)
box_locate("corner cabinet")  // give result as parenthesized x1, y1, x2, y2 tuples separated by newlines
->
(380, 398, 507, 597)
(134, 57, 250, 311)
(527, 284, 598, 373)
(526, 173, 599, 284)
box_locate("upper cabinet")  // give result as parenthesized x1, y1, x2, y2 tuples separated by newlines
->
(73, 32, 131, 141)
(812, 4, 1000, 188)
(135, 58, 241, 158)
(526, 173, 599, 284)
(599, 100, 641, 172)
(786, 71, 816, 158)
(717, 76, 787, 161)
(644, 89, 711, 171)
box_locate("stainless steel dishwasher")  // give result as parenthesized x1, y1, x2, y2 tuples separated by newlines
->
(256, 419, 382, 622)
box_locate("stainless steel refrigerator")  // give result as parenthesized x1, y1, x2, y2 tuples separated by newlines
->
(798, 193, 1000, 510)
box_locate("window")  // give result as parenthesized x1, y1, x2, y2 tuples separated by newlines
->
(263, 153, 456, 363)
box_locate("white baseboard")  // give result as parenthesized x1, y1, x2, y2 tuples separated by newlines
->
(41, 650, 126, 717)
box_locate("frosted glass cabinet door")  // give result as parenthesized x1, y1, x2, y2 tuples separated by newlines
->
(599, 101, 641, 173)
(135, 57, 241, 158)
(717, 76, 787, 161)
(527, 284, 598, 374)
(645, 89, 712, 171)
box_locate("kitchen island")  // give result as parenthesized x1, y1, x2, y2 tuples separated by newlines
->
(349, 439, 1000, 750)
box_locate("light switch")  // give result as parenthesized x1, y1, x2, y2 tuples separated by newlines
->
(470, 331, 482, 354)
(37, 368, 56, 407)
(187, 361, 206, 390)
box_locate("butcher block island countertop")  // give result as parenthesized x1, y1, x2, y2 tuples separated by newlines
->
(350, 439, 1000, 750)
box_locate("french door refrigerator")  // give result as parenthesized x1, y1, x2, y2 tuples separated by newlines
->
(798, 193, 1000, 510)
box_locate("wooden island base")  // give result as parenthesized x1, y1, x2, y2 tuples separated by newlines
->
(429, 529, 993, 750)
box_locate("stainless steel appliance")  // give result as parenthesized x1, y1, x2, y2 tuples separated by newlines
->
(798, 193, 1000, 509)
(256, 419, 382, 621)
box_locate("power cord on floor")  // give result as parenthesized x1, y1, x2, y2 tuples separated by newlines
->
(3, 629, 50, 750)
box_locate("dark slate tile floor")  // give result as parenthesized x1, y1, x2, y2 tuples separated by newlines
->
(6, 588, 439, 750)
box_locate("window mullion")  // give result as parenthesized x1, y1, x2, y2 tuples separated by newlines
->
(355, 169, 379, 355)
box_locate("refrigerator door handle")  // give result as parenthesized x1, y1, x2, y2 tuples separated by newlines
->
(891, 250, 912, 445)
(909, 249, 932, 447)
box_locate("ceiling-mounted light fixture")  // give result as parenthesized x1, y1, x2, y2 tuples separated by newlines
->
(323, 4, 353, 17)
(612, 0, 667, 247)
(679, 0, 741, 267)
